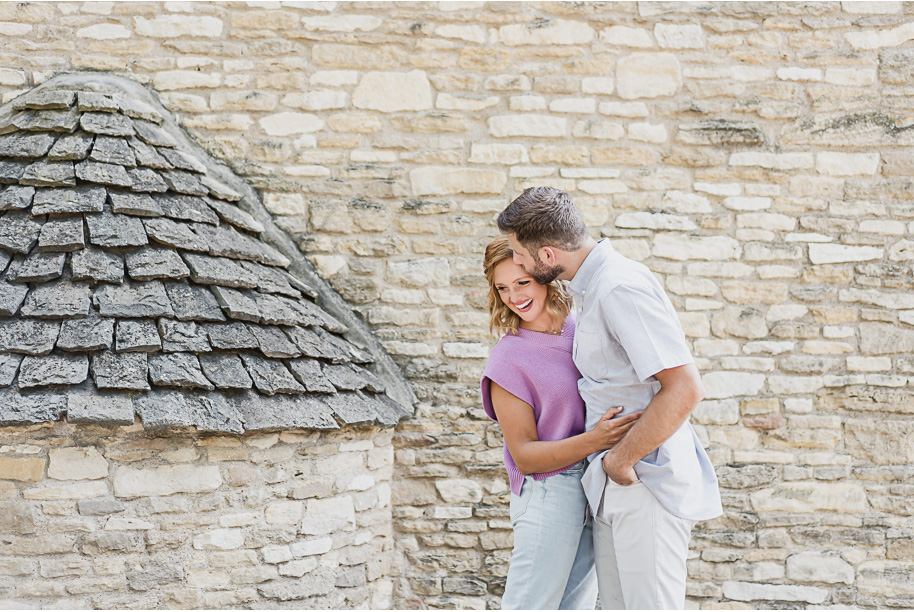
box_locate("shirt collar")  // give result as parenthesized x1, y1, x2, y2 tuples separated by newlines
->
(568, 239, 614, 296)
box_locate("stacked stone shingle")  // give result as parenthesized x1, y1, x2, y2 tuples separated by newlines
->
(0, 74, 410, 432)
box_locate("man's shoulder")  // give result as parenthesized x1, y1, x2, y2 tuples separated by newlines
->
(591, 253, 661, 295)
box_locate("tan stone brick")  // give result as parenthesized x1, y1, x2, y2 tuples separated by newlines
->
(0, 457, 44, 482)
(592, 147, 660, 165)
(48, 448, 108, 481)
(529, 145, 588, 165)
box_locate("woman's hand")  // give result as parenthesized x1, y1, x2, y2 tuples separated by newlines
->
(590, 407, 642, 450)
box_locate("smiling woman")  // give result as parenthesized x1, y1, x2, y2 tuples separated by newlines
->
(478, 237, 641, 610)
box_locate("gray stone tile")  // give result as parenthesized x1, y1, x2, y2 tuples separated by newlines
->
(159, 319, 210, 353)
(80, 112, 135, 137)
(163, 281, 225, 322)
(352, 364, 386, 393)
(161, 170, 208, 197)
(0, 354, 23, 387)
(200, 175, 242, 202)
(125, 246, 190, 281)
(205, 198, 264, 233)
(133, 120, 177, 147)
(287, 298, 337, 329)
(287, 358, 336, 394)
(0, 388, 67, 425)
(156, 194, 219, 225)
(116, 319, 161, 352)
(199, 353, 253, 390)
(12, 90, 76, 111)
(0, 160, 27, 184)
(129, 137, 172, 170)
(77, 92, 120, 113)
(126, 168, 168, 193)
(158, 148, 206, 173)
(317, 327, 371, 364)
(19, 160, 76, 187)
(18, 354, 89, 388)
(0, 319, 60, 355)
(89, 136, 136, 167)
(91, 351, 149, 390)
(0, 212, 41, 253)
(8, 251, 66, 283)
(322, 363, 372, 392)
(48, 132, 94, 161)
(192, 224, 273, 265)
(253, 293, 302, 326)
(323, 392, 379, 426)
(93, 280, 174, 318)
(71, 247, 124, 284)
(0, 280, 29, 316)
(57, 316, 115, 351)
(134, 389, 193, 429)
(189, 392, 245, 434)
(0, 250, 9, 274)
(37, 218, 84, 252)
(240, 354, 304, 396)
(0, 132, 56, 158)
(31, 186, 106, 215)
(203, 322, 258, 350)
(12, 108, 80, 133)
(148, 353, 213, 390)
(210, 286, 261, 322)
(109, 191, 163, 216)
(117, 98, 163, 124)
(236, 392, 338, 431)
(66, 392, 134, 426)
(238, 261, 302, 298)
(249, 324, 301, 358)
(75, 159, 133, 188)
(0, 186, 34, 211)
(183, 254, 259, 289)
(20, 280, 91, 319)
(86, 211, 147, 248)
(143, 217, 208, 252)
(283, 326, 349, 363)
(361, 392, 405, 427)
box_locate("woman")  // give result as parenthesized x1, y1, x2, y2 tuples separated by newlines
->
(481, 237, 640, 610)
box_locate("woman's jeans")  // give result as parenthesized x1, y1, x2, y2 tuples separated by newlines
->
(501, 463, 598, 610)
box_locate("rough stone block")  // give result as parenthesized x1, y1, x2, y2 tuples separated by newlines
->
(48, 447, 108, 481)
(0, 457, 45, 482)
(112, 465, 222, 498)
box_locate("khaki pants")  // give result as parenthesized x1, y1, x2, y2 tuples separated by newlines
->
(593, 479, 695, 610)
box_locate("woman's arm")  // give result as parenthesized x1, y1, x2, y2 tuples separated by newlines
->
(490, 380, 641, 475)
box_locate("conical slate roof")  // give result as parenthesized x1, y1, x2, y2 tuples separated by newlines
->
(0, 73, 413, 433)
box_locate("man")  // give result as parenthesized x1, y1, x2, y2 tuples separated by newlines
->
(497, 186, 722, 610)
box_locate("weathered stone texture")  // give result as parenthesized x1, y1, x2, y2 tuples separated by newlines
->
(0, 3, 911, 610)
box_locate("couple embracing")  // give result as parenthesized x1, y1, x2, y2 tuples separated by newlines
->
(481, 187, 723, 610)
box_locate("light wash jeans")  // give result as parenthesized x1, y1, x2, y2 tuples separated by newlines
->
(501, 462, 598, 610)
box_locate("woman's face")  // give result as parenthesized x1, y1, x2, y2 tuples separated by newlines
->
(492, 258, 553, 331)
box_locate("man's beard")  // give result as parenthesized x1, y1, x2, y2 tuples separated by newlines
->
(529, 257, 564, 285)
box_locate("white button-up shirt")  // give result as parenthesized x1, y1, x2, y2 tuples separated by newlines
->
(569, 240, 722, 521)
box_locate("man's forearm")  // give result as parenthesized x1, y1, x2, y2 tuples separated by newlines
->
(606, 388, 693, 468)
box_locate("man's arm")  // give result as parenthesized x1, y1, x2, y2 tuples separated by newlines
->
(601, 363, 704, 486)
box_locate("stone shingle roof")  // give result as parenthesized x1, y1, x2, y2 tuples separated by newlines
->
(0, 73, 414, 432)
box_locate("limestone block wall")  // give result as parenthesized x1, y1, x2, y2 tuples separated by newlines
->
(1, 1, 914, 609)
(0, 422, 395, 609)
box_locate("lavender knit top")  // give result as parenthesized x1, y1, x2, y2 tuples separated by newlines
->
(481, 317, 587, 496)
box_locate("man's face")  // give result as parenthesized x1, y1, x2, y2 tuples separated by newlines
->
(506, 234, 565, 285)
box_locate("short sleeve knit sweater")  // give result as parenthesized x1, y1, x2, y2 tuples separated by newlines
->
(480, 317, 587, 496)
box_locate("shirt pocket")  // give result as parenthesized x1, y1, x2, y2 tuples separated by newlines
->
(572, 327, 604, 381)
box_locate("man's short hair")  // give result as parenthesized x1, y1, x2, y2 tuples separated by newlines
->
(497, 186, 589, 252)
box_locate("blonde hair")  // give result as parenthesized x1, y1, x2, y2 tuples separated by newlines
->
(483, 237, 573, 337)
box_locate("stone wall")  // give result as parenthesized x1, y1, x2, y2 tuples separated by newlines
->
(1, 1, 914, 609)
(0, 421, 394, 609)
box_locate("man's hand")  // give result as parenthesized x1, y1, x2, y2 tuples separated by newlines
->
(602, 448, 638, 486)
